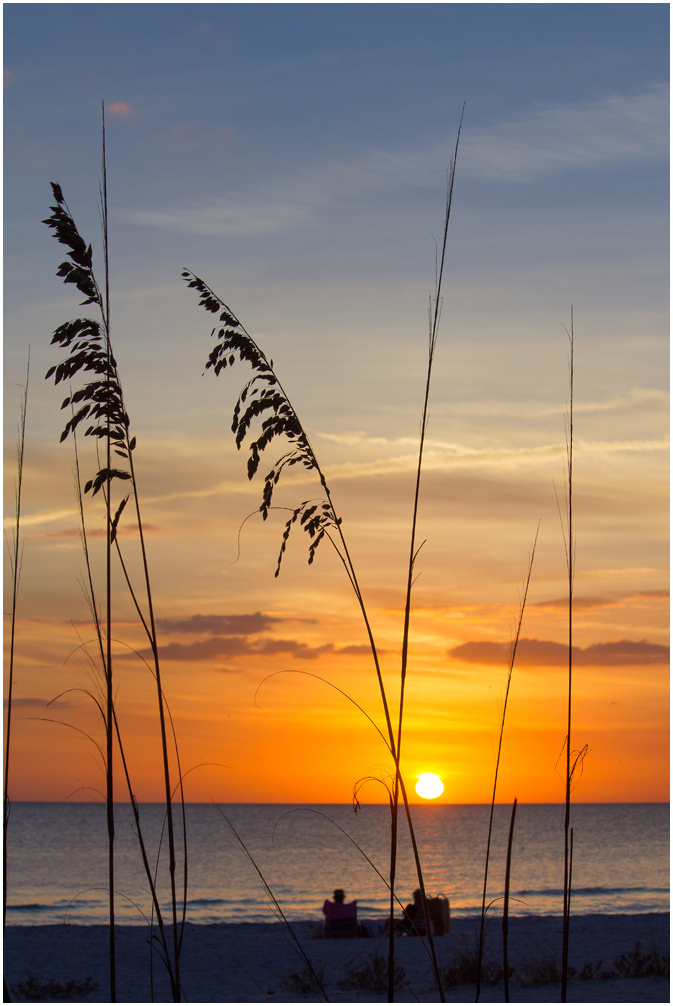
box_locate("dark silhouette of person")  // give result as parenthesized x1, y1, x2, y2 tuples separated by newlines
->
(401, 888, 427, 936)
(322, 888, 358, 937)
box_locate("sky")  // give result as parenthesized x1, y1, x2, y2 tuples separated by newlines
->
(4, 4, 669, 805)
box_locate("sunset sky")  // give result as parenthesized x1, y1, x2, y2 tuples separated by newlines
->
(4, 5, 669, 805)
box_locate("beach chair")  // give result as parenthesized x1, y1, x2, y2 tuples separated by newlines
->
(323, 900, 358, 939)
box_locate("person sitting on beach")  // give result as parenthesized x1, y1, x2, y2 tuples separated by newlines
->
(400, 888, 427, 936)
(322, 889, 358, 938)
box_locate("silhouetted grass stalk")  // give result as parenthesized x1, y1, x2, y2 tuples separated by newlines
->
(214, 807, 330, 1002)
(181, 280, 439, 998)
(3, 356, 30, 1006)
(561, 310, 575, 1002)
(387, 114, 462, 1003)
(502, 798, 518, 1003)
(183, 116, 466, 1003)
(475, 525, 539, 1001)
(100, 107, 117, 1003)
(71, 424, 181, 1000)
(43, 104, 183, 1001)
(184, 118, 462, 1004)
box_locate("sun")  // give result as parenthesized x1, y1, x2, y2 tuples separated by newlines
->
(415, 772, 444, 800)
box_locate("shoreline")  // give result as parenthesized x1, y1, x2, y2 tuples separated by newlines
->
(4, 912, 669, 1002)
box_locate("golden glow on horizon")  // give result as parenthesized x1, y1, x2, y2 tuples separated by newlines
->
(415, 773, 444, 799)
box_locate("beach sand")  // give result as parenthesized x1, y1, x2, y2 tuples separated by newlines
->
(4, 913, 669, 1003)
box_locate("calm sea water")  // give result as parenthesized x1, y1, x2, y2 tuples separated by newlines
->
(6, 802, 668, 926)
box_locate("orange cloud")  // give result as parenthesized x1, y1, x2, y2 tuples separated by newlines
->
(131, 636, 334, 662)
(118, 608, 384, 665)
(449, 637, 669, 667)
(532, 589, 669, 611)
(156, 612, 280, 635)
(108, 102, 134, 117)
(4, 69, 15, 88)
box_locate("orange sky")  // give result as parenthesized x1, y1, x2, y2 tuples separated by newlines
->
(5, 409, 669, 804)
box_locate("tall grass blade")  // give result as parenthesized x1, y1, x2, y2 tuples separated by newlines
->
(502, 797, 518, 1003)
(561, 309, 575, 1002)
(100, 102, 117, 1004)
(475, 524, 539, 1000)
(214, 807, 330, 1002)
(389, 110, 463, 1004)
(3, 355, 30, 986)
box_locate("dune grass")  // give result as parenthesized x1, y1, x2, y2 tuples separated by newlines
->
(41, 106, 185, 1002)
(475, 532, 538, 1001)
(182, 116, 463, 1004)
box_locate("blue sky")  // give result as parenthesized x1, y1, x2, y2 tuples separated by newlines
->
(5, 6, 668, 410)
(3, 4, 669, 802)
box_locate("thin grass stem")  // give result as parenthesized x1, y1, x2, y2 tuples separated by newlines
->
(475, 524, 539, 1000)
(561, 309, 574, 1002)
(502, 797, 517, 1003)
(213, 807, 330, 1002)
(389, 111, 463, 1005)
(99, 102, 117, 1003)
(3, 355, 30, 946)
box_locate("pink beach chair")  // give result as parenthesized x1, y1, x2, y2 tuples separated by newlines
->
(322, 898, 358, 939)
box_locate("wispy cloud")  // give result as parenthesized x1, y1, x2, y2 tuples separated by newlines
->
(2, 508, 77, 530)
(321, 436, 668, 480)
(460, 84, 669, 182)
(449, 636, 669, 667)
(125, 85, 668, 237)
(425, 389, 669, 422)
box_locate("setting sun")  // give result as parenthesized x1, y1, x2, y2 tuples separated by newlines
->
(415, 773, 445, 799)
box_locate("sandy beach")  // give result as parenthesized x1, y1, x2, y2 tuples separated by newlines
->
(4, 913, 669, 1003)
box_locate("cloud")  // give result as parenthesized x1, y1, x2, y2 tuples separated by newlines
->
(449, 637, 669, 667)
(320, 436, 668, 480)
(3, 508, 77, 530)
(122, 611, 377, 663)
(410, 388, 669, 423)
(459, 84, 669, 183)
(128, 635, 334, 662)
(532, 589, 669, 611)
(125, 85, 667, 237)
(108, 102, 134, 117)
(156, 612, 279, 636)
(4, 70, 15, 88)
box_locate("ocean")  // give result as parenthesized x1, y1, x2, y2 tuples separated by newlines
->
(6, 802, 668, 926)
